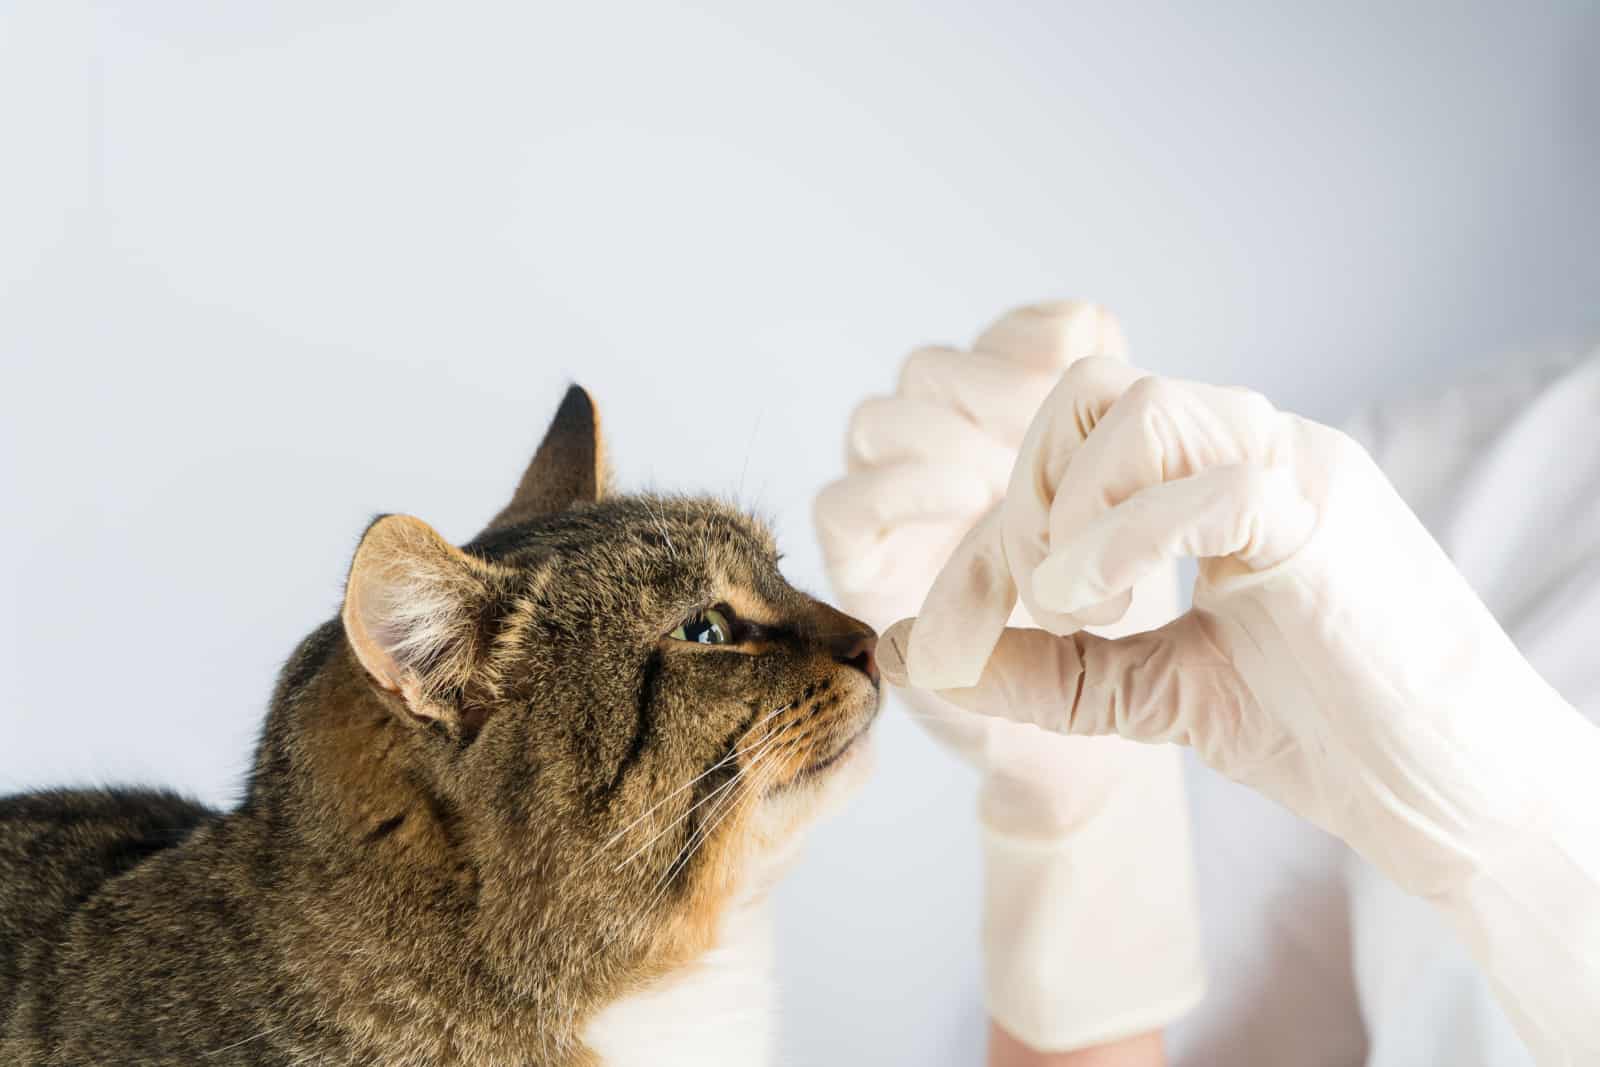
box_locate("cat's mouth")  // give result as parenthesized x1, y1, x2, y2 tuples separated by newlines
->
(791, 711, 877, 785)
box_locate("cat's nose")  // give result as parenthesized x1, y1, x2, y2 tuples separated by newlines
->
(830, 630, 879, 686)
(807, 597, 881, 686)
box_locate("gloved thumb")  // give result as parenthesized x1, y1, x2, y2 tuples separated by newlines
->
(880, 613, 1239, 748)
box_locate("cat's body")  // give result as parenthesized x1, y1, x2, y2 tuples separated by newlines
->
(0, 786, 776, 1067)
(0, 388, 879, 1065)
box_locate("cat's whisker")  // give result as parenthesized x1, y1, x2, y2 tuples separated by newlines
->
(671, 750, 780, 884)
(657, 757, 765, 894)
(735, 407, 765, 503)
(611, 718, 794, 873)
(591, 717, 798, 968)
(647, 498, 678, 562)
(203, 1022, 288, 1058)
(591, 751, 773, 959)
(667, 752, 786, 907)
(599, 702, 793, 866)
(613, 716, 793, 871)
(648, 729, 789, 897)
(587, 702, 793, 864)
(633, 748, 783, 929)
(720, 700, 800, 764)
(689, 737, 787, 863)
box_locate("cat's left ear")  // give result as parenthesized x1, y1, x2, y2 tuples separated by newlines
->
(482, 385, 608, 534)
(342, 514, 504, 724)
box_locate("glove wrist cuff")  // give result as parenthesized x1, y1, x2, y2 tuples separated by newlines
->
(977, 752, 1207, 1052)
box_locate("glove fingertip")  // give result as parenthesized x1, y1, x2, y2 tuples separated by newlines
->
(810, 475, 852, 534)
(881, 616, 991, 691)
(878, 619, 916, 686)
(972, 300, 1126, 371)
(1097, 311, 1131, 361)
(1029, 553, 1096, 617)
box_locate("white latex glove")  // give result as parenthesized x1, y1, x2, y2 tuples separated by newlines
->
(881, 359, 1600, 1066)
(815, 303, 1205, 1051)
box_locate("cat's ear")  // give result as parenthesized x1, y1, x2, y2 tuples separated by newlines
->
(342, 514, 500, 722)
(483, 385, 607, 533)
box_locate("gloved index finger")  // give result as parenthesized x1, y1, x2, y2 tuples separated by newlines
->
(901, 505, 1017, 691)
(890, 613, 1234, 749)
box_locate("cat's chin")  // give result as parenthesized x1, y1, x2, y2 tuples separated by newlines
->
(800, 726, 877, 803)
(747, 728, 877, 874)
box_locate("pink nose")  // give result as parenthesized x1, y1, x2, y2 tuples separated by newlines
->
(830, 632, 879, 686)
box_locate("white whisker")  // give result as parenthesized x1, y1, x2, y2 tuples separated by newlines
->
(612, 719, 793, 873)
(590, 745, 774, 960)
(204, 1023, 288, 1058)
(735, 407, 766, 502)
(589, 702, 792, 864)
(649, 498, 678, 561)
(633, 748, 784, 926)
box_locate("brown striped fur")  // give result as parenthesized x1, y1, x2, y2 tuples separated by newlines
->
(0, 386, 880, 1065)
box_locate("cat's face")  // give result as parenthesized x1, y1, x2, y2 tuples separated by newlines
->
(339, 387, 878, 973)
(469, 496, 878, 915)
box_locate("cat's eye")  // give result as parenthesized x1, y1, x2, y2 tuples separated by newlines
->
(669, 607, 734, 646)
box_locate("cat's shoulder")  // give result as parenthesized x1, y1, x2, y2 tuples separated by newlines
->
(0, 787, 221, 1023)
(0, 785, 216, 837)
(0, 786, 218, 901)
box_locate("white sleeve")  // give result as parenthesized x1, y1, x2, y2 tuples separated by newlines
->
(1345, 346, 1600, 1067)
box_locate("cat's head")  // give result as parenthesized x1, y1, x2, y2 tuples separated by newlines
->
(333, 386, 879, 977)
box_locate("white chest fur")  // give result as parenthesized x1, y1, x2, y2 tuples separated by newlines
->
(582, 900, 776, 1067)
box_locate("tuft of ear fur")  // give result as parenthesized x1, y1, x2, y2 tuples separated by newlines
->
(484, 385, 607, 533)
(342, 514, 500, 722)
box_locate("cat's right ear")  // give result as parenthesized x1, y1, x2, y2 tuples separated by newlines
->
(342, 514, 501, 723)
(481, 385, 607, 535)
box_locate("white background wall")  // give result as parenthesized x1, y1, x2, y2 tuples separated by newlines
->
(3, 2, 1597, 1063)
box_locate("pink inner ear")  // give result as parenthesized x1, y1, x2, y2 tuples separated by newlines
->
(343, 569, 408, 695)
(343, 515, 463, 699)
(343, 571, 458, 722)
(341, 514, 500, 726)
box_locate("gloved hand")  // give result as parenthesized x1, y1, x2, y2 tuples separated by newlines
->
(815, 303, 1205, 1052)
(881, 359, 1600, 1066)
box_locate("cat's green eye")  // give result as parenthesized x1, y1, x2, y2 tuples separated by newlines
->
(669, 607, 734, 646)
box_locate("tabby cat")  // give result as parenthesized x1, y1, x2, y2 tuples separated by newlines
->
(0, 387, 880, 1066)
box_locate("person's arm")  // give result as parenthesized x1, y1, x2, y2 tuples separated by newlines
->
(886, 358, 1600, 1065)
(990, 1022, 1164, 1067)
(1341, 352, 1600, 1067)
(814, 302, 1205, 1059)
